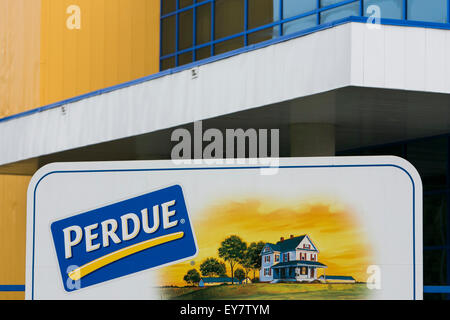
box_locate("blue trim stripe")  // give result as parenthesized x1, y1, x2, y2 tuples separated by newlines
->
(424, 286, 450, 294)
(0, 285, 25, 292)
(161, 0, 360, 60)
(2, 15, 450, 125)
(30, 163, 418, 299)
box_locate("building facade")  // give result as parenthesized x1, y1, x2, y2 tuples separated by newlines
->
(260, 235, 327, 283)
(1, 0, 450, 299)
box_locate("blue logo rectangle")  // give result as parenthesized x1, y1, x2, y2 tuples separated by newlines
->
(50, 185, 197, 292)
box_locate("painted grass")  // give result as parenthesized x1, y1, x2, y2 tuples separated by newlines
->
(160, 283, 371, 300)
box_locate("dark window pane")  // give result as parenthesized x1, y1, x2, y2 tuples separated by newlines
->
(161, 57, 176, 71)
(337, 149, 361, 156)
(162, 0, 177, 15)
(407, 137, 448, 191)
(283, 14, 317, 35)
(248, 0, 275, 29)
(215, 0, 245, 39)
(162, 16, 176, 55)
(178, 51, 193, 66)
(283, 0, 316, 19)
(408, 0, 447, 23)
(424, 250, 447, 285)
(214, 36, 244, 55)
(248, 26, 279, 45)
(360, 144, 404, 157)
(423, 194, 447, 247)
(179, 9, 194, 50)
(180, 0, 194, 9)
(196, 3, 211, 45)
(196, 46, 212, 60)
(320, 2, 359, 23)
(364, 0, 402, 19)
(321, 0, 348, 6)
(424, 293, 447, 300)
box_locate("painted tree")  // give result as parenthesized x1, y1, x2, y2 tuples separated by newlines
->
(234, 268, 246, 284)
(240, 253, 253, 281)
(218, 235, 247, 284)
(200, 257, 227, 277)
(183, 269, 201, 286)
(246, 241, 266, 280)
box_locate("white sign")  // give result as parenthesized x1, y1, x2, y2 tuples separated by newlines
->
(26, 157, 423, 300)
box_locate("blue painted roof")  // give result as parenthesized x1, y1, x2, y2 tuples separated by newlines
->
(264, 243, 281, 252)
(200, 277, 238, 283)
(262, 235, 318, 254)
(271, 260, 327, 268)
(320, 275, 355, 281)
(275, 235, 307, 252)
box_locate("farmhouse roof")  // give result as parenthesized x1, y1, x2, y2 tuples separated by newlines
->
(263, 235, 319, 254)
(271, 260, 327, 269)
(320, 275, 355, 281)
(275, 235, 307, 251)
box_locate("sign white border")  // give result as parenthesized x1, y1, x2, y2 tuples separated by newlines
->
(25, 156, 423, 300)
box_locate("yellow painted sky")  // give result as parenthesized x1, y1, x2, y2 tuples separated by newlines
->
(158, 197, 374, 286)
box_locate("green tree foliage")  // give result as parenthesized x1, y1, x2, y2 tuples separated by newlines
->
(234, 268, 246, 284)
(218, 235, 247, 284)
(200, 257, 227, 277)
(183, 269, 201, 286)
(246, 241, 266, 279)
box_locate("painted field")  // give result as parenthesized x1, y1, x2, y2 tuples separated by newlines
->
(160, 283, 372, 300)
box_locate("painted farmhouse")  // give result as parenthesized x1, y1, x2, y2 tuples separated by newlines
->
(260, 235, 327, 283)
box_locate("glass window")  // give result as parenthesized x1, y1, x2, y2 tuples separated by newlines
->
(162, 0, 177, 15)
(423, 194, 447, 247)
(424, 250, 447, 285)
(338, 149, 361, 156)
(424, 293, 448, 300)
(407, 0, 447, 23)
(248, 26, 279, 45)
(161, 57, 175, 71)
(162, 15, 176, 56)
(301, 267, 307, 275)
(196, 46, 212, 60)
(196, 3, 211, 45)
(360, 144, 404, 157)
(283, 0, 316, 19)
(283, 14, 316, 35)
(178, 51, 193, 66)
(364, 0, 402, 20)
(215, 0, 245, 39)
(248, 0, 275, 29)
(321, 0, 349, 7)
(180, 0, 194, 9)
(407, 137, 448, 191)
(214, 36, 244, 55)
(320, 2, 360, 23)
(179, 9, 194, 50)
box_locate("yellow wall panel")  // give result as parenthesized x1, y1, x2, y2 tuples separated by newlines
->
(0, 0, 160, 300)
(0, 1, 160, 300)
(40, 0, 160, 106)
(0, 0, 40, 300)
(0, 292, 25, 300)
(0, 175, 30, 287)
(0, 0, 41, 117)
